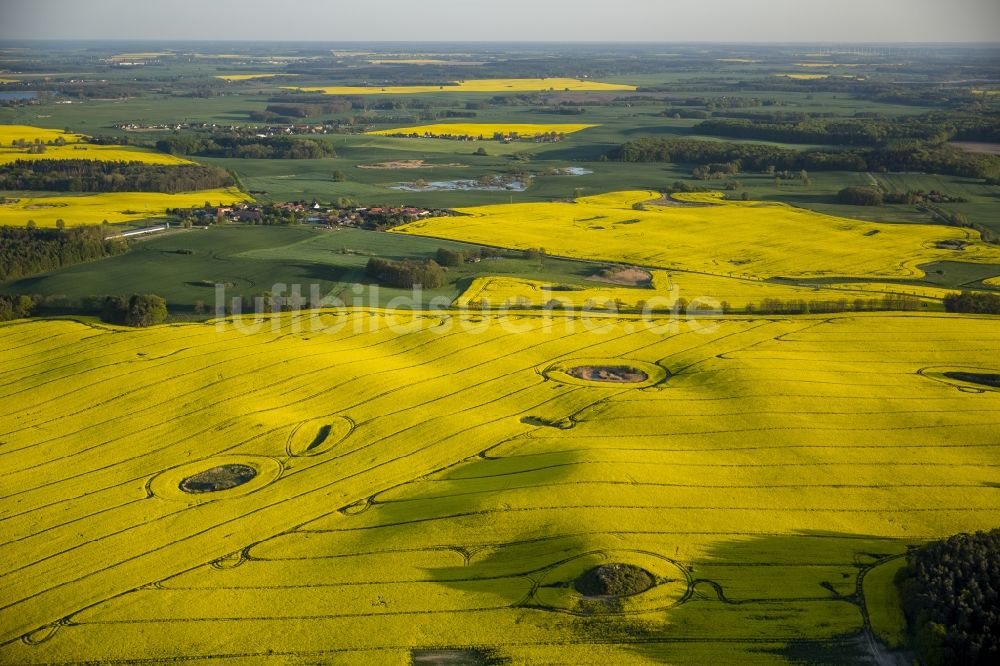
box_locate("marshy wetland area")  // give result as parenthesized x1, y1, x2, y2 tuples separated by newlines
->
(1, 17, 999, 666)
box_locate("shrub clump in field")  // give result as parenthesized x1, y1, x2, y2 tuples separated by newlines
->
(100, 293, 168, 327)
(365, 257, 446, 289)
(838, 186, 884, 206)
(574, 563, 655, 598)
(435, 247, 467, 267)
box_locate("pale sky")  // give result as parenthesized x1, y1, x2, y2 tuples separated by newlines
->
(0, 0, 998, 43)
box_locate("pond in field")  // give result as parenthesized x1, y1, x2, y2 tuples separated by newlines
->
(0, 92, 37, 101)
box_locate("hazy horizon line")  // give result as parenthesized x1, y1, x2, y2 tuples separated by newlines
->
(2, 38, 999, 46)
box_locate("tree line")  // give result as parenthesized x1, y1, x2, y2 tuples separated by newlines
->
(694, 117, 955, 146)
(0, 291, 170, 326)
(0, 226, 128, 282)
(609, 136, 1000, 180)
(155, 134, 336, 159)
(740, 294, 924, 315)
(0, 160, 234, 193)
(691, 111, 1000, 146)
(943, 291, 1000, 314)
(895, 529, 999, 665)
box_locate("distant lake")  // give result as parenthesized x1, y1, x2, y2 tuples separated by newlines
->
(0, 91, 38, 101)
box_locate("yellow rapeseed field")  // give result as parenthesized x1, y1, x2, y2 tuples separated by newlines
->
(0, 188, 250, 227)
(366, 123, 597, 139)
(455, 271, 951, 311)
(1, 311, 998, 663)
(391, 190, 1000, 279)
(0, 124, 87, 144)
(0, 124, 192, 165)
(0, 143, 193, 165)
(984, 275, 1000, 287)
(215, 73, 297, 81)
(775, 73, 830, 80)
(288, 77, 637, 95)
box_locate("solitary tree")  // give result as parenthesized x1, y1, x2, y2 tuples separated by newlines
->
(125, 294, 168, 327)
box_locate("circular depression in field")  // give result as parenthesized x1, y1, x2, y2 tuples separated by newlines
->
(532, 549, 690, 614)
(543, 359, 667, 388)
(149, 455, 283, 502)
(179, 464, 257, 494)
(919, 366, 1000, 393)
(285, 416, 354, 457)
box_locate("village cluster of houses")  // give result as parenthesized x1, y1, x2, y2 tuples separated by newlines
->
(188, 201, 437, 227)
(112, 122, 336, 137)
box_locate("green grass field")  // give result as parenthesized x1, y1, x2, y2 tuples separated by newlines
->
(0, 225, 610, 313)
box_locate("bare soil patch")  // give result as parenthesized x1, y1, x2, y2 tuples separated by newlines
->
(589, 267, 652, 286)
(567, 365, 649, 383)
(357, 159, 467, 170)
(949, 141, 1000, 156)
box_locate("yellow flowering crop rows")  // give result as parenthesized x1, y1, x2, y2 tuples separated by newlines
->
(0, 143, 193, 166)
(455, 271, 951, 311)
(392, 190, 1000, 279)
(288, 77, 637, 95)
(1, 311, 998, 663)
(0, 124, 192, 165)
(0, 124, 87, 145)
(0, 188, 250, 227)
(366, 123, 597, 139)
(215, 73, 297, 81)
